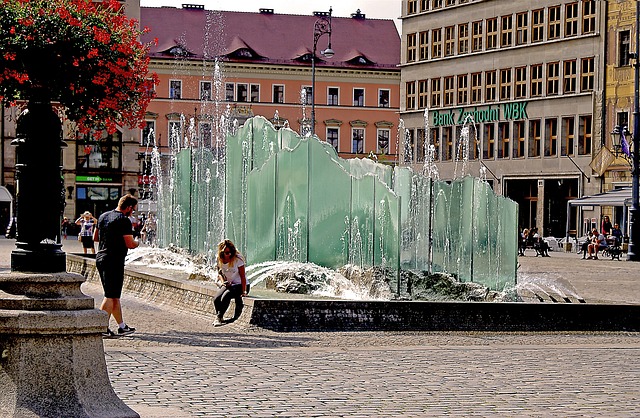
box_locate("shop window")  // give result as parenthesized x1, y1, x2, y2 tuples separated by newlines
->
(76, 131, 122, 171)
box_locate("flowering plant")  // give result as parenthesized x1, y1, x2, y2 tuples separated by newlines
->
(0, 0, 158, 134)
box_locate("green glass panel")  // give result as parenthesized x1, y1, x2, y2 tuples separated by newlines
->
(350, 175, 375, 267)
(393, 167, 414, 269)
(250, 117, 279, 171)
(470, 179, 493, 286)
(455, 177, 475, 282)
(247, 155, 276, 264)
(275, 139, 309, 262)
(225, 123, 252, 254)
(414, 175, 432, 271)
(497, 197, 518, 290)
(309, 139, 351, 267)
(431, 181, 451, 273)
(174, 149, 192, 250)
(374, 181, 399, 269)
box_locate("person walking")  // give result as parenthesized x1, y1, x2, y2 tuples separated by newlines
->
(93, 194, 140, 337)
(75, 211, 96, 254)
(212, 239, 249, 326)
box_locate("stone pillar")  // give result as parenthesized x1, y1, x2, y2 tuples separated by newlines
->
(0, 272, 139, 417)
(537, 179, 545, 234)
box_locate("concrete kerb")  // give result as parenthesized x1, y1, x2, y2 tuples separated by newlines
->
(66, 254, 640, 333)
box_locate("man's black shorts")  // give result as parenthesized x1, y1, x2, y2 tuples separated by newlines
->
(96, 257, 125, 298)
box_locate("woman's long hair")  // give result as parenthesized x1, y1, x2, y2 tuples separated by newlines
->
(216, 239, 244, 268)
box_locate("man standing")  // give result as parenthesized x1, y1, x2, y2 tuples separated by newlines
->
(93, 194, 139, 337)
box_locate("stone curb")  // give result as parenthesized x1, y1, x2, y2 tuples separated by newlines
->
(66, 254, 640, 332)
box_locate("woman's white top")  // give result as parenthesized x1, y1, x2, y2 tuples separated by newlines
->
(219, 256, 246, 286)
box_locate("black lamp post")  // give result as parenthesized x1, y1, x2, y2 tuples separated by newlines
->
(311, 8, 334, 136)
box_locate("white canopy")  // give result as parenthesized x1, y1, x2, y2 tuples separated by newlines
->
(567, 187, 632, 207)
(0, 186, 12, 203)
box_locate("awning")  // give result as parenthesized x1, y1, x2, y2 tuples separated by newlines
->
(0, 186, 12, 203)
(567, 187, 632, 207)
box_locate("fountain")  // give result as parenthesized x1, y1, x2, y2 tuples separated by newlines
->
(154, 112, 518, 294)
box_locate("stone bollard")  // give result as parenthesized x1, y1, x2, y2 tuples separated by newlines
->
(0, 272, 139, 418)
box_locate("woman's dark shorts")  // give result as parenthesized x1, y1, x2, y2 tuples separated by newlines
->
(96, 257, 125, 298)
(81, 235, 94, 249)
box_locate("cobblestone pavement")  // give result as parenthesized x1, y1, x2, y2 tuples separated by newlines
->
(2, 238, 640, 417)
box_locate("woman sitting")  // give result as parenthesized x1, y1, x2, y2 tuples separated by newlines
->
(212, 239, 249, 326)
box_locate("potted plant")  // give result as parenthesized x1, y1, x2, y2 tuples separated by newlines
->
(0, 0, 158, 271)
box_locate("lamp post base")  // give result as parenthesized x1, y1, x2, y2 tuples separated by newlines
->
(0, 272, 139, 418)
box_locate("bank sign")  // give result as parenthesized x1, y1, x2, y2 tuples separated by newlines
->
(432, 101, 528, 126)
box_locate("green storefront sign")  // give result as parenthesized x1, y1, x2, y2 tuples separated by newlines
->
(432, 101, 529, 127)
(75, 175, 114, 183)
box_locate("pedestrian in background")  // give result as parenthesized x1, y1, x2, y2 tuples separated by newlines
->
(75, 211, 96, 254)
(61, 217, 70, 240)
(94, 194, 139, 338)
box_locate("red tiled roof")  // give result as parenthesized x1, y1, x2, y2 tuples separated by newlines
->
(140, 7, 400, 70)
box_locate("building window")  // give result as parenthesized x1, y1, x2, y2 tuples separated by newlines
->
(457, 74, 468, 105)
(547, 62, 560, 95)
(443, 126, 453, 161)
(515, 67, 527, 99)
(472, 21, 483, 52)
(530, 64, 543, 97)
(407, 33, 417, 62)
(483, 123, 495, 159)
(236, 83, 248, 102)
(378, 129, 391, 154)
(432, 28, 442, 58)
(327, 127, 339, 151)
(499, 68, 512, 100)
(619, 31, 631, 66)
(485, 70, 497, 102)
(419, 31, 429, 60)
(431, 127, 440, 160)
(431, 78, 441, 107)
(407, 0, 417, 14)
(617, 111, 630, 130)
(432, 0, 443, 9)
(416, 128, 426, 162)
(250, 84, 260, 102)
(581, 57, 594, 92)
(498, 122, 510, 159)
(563, 59, 577, 94)
(303, 86, 312, 105)
(444, 76, 455, 106)
(352, 128, 365, 154)
(418, 80, 429, 109)
(199, 122, 212, 145)
(141, 121, 155, 147)
(548, 5, 561, 40)
(458, 23, 469, 54)
(501, 15, 513, 47)
(328, 87, 339, 106)
(377, 89, 389, 107)
(565, 2, 579, 37)
(578, 115, 592, 155)
(529, 119, 541, 157)
(200, 81, 212, 101)
(406, 81, 416, 110)
(583, 0, 596, 34)
(562, 117, 575, 156)
(444, 26, 455, 56)
(169, 80, 182, 99)
(168, 121, 182, 148)
(516, 12, 528, 45)
(532, 9, 544, 42)
(544, 118, 557, 157)
(404, 129, 415, 162)
(420, 0, 429, 12)
(353, 88, 364, 107)
(486, 18, 498, 50)
(471, 72, 482, 103)
(513, 121, 525, 158)
(273, 85, 284, 103)
(225, 83, 234, 101)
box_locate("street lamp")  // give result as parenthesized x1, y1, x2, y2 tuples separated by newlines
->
(311, 8, 334, 135)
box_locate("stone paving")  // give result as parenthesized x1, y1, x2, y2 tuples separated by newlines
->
(2, 238, 640, 417)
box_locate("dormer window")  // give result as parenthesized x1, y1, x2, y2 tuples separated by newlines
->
(347, 55, 372, 65)
(297, 53, 313, 62)
(168, 46, 190, 56)
(233, 48, 254, 59)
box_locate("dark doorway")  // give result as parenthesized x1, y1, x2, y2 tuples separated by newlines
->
(504, 179, 538, 231)
(544, 178, 578, 237)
